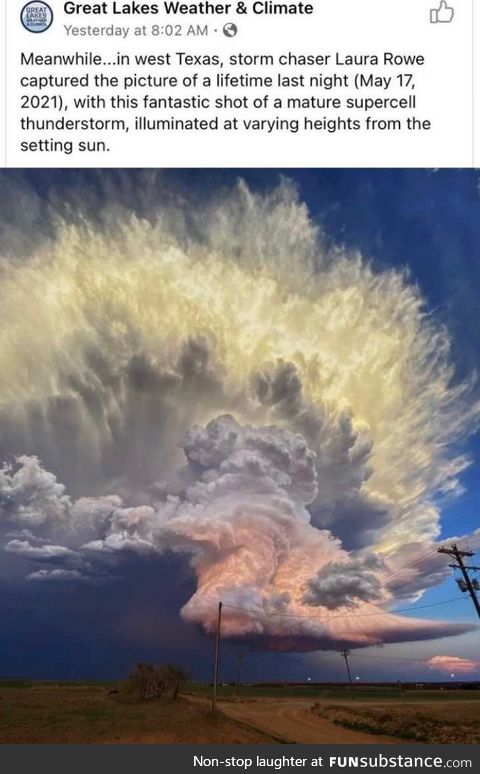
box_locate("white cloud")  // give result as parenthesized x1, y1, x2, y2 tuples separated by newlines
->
(27, 569, 86, 582)
(4, 539, 79, 562)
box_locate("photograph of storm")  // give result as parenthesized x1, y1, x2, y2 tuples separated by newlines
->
(0, 169, 479, 689)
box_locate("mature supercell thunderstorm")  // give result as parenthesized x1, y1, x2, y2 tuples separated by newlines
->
(0, 173, 478, 658)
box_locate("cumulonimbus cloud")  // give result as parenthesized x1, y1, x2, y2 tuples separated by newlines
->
(0, 175, 478, 651)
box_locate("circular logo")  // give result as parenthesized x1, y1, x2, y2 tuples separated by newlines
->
(21, 2, 54, 33)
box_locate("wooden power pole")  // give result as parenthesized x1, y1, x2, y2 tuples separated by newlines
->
(341, 649, 353, 686)
(438, 544, 480, 619)
(235, 651, 244, 697)
(212, 601, 223, 713)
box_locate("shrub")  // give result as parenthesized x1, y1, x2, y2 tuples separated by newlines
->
(122, 663, 189, 702)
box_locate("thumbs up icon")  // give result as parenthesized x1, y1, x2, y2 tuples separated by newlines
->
(430, 1, 454, 23)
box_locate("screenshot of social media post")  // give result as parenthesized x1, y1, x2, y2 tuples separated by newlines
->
(0, 0, 480, 766)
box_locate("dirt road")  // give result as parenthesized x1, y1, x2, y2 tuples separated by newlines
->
(217, 698, 401, 744)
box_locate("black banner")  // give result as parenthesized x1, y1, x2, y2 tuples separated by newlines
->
(0, 744, 477, 773)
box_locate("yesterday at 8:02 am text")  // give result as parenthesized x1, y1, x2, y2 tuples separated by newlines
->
(63, 23, 210, 35)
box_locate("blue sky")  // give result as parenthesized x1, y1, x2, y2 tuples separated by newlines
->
(0, 169, 479, 683)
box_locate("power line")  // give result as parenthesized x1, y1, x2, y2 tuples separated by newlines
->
(344, 653, 442, 664)
(382, 534, 480, 586)
(382, 546, 442, 584)
(211, 591, 472, 703)
(438, 543, 480, 620)
(209, 536, 479, 700)
(222, 596, 467, 622)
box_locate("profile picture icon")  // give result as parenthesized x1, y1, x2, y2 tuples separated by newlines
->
(21, 1, 54, 33)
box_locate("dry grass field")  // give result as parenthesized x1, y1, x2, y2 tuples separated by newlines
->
(0, 683, 275, 744)
(310, 699, 480, 744)
(203, 688, 480, 744)
(1, 682, 479, 744)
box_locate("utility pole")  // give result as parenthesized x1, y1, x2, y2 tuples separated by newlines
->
(212, 601, 223, 713)
(235, 651, 244, 697)
(438, 544, 480, 620)
(341, 649, 353, 686)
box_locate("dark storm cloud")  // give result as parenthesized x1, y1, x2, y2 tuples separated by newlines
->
(0, 334, 228, 498)
(252, 360, 303, 417)
(0, 553, 204, 679)
(252, 359, 389, 548)
(304, 554, 385, 609)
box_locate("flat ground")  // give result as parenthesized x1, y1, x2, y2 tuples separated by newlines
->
(0, 683, 275, 744)
(215, 696, 480, 744)
(189, 685, 480, 744)
(210, 697, 400, 744)
(1, 682, 479, 744)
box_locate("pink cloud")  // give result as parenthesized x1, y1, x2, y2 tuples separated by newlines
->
(427, 655, 480, 675)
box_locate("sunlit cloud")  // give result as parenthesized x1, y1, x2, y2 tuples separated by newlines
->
(0, 177, 478, 651)
(427, 655, 480, 675)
